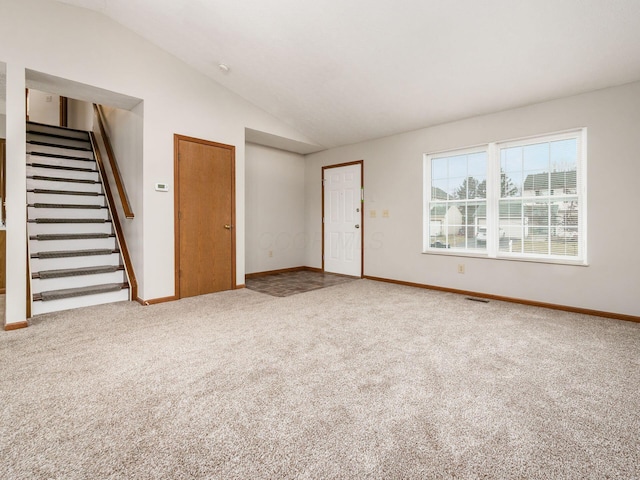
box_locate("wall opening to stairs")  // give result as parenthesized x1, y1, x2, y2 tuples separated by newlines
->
(18, 69, 144, 316)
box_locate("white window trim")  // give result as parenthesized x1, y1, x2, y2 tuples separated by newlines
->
(423, 128, 587, 266)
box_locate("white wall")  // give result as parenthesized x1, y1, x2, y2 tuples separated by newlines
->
(67, 98, 94, 131)
(28, 89, 60, 125)
(95, 104, 144, 291)
(0, 0, 318, 315)
(245, 143, 306, 274)
(0, 114, 5, 137)
(305, 81, 640, 317)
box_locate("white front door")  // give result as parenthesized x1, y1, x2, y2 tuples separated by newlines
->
(323, 163, 362, 276)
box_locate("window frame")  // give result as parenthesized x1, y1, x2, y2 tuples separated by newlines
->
(423, 128, 587, 266)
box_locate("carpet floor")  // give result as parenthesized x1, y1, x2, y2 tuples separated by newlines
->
(1, 280, 639, 479)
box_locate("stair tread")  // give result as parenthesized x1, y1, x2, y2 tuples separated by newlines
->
(34, 283, 128, 302)
(31, 233, 114, 241)
(31, 248, 119, 259)
(29, 203, 104, 209)
(29, 151, 95, 162)
(27, 163, 96, 173)
(26, 121, 90, 135)
(28, 189, 103, 196)
(28, 175, 100, 184)
(27, 140, 92, 152)
(30, 218, 111, 223)
(33, 265, 122, 279)
(26, 130, 90, 143)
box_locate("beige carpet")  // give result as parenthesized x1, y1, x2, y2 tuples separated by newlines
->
(1, 280, 639, 479)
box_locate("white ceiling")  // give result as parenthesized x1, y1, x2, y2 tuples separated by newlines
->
(55, 0, 640, 148)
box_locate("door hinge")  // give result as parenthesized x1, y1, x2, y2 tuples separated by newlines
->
(361, 188, 364, 202)
(322, 179, 326, 186)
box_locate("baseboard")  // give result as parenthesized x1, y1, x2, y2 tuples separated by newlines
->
(364, 275, 640, 324)
(245, 266, 324, 279)
(136, 296, 178, 306)
(4, 321, 29, 331)
(235, 284, 246, 289)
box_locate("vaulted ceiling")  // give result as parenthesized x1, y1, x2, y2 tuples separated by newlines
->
(55, 0, 640, 148)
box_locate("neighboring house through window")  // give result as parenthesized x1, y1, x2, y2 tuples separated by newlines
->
(424, 129, 586, 264)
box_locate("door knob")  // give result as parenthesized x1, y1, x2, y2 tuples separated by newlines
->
(355, 224, 360, 229)
(224, 224, 232, 230)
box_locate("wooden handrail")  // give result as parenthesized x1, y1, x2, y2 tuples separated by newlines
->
(93, 104, 134, 219)
(0, 139, 5, 226)
(89, 131, 138, 300)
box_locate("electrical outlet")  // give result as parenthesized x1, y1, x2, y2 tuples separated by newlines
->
(457, 264, 465, 274)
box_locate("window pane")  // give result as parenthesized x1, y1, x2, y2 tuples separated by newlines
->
(468, 152, 486, 175)
(523, 171, 548, 196)
(448, 155, 467, 178)
(523, 142, 549, 171)
(432, 157, 448, 180)
(501, 147, 522, 173)
(431, 180, 449, 200)
(552, 197, 579, 256)
(449, 176, 467, 199)
(523, 228, 550, 255)
(426, 150, 487, 253)
(501, 171, 520, 197)
(550, 139, 577, 173)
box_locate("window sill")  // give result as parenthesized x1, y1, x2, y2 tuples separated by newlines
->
(422, 249, 588, 267)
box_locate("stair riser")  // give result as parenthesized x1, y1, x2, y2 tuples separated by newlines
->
(27, 192, 105, 206)
(30, 237, 116, 253)
(27, 222, 114, 235)
(28, 207, 108, 220)
(32, 271, 126, 294)
(27, 144, 94, 160)
(27, 166, 99, 182)
(27, 153, 95, 171)
(30, 254, 122, 272)
(31, 289, 130, 316)
(27, 133, 91, 150)
(27, 123, 89, 140)
(27, 179, 103, 193)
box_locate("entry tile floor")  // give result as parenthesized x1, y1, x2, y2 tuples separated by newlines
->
(245, 270, 358, 297)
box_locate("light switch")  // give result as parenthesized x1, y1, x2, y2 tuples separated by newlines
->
(382, 209, 390, 218)
(155, 182, 170, 192)
(370, 210, 377, 218)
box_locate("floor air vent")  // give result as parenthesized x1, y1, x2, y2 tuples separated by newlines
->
(466, 297, 490, 303)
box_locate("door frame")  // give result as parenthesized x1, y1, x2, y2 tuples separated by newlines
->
(173, 134, 236, 298)
(321, 160, 364, 277)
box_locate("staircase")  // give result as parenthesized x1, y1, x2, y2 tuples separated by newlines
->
(26, 121, 130, 316)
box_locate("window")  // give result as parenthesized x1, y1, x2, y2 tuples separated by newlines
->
(425, 148, 487, 252)
(424, 129, 586, 264)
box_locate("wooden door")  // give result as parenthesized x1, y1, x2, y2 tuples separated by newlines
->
(175, 135, 235, 298)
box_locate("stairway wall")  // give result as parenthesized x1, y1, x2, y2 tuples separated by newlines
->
(93, 104, 143, 284)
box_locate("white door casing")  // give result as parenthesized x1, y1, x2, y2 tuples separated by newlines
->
(323, 163, 362, 276)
